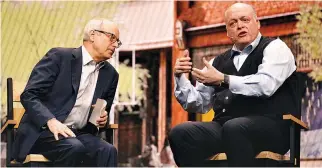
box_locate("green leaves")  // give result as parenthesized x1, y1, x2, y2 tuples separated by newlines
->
(296, 4, 322, 81)
(117, 60, 151, 113)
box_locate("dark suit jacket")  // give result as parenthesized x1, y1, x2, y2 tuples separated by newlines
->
(12, 47, 119, 162)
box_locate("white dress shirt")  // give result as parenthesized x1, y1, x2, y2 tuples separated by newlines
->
(64, 46, 104, 129)
(174, 33, 297, 114)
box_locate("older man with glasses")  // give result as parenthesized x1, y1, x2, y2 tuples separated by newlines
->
(12, 18, 120, 167)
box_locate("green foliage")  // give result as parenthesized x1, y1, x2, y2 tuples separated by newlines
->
(117, 60, 151, 113)
(296, 4, 322, 82)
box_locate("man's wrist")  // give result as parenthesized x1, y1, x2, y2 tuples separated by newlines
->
(174, 72, 184, 78)
(223, 74, 230, 85)
(45, 118, 57, 128)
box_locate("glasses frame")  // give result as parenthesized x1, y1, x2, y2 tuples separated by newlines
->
(94, 29, 122, 48)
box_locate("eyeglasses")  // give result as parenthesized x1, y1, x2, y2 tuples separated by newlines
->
(94, 30, 122, 48)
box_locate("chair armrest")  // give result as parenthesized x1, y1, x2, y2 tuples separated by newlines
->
(1, 120, 17, 134)
(107, 124, 118, 129)
(283, 114, 308, 130)
(23, 154, 50, 163)
(208, 151, 290, 161)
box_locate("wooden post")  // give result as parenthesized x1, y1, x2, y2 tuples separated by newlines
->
(141, 111, 146, 153)
(158, 49, 167, 152)
(171, 1, 188, 128)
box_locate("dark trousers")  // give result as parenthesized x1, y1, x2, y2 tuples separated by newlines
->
(30, 125, 117, 167)
(168, 115, 290, 167)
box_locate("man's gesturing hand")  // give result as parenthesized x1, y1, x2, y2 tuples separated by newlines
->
(192, 57, 224, 86)
(174, 49, 192, 77)
(47, 118, 76, 140)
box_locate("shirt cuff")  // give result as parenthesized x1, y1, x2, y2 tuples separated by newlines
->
(175, 74, 190, 88)
(228, 75, 243, 93)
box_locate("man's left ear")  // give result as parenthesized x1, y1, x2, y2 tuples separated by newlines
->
(257, 20, 261, 29)
(90, 30, 95, 42)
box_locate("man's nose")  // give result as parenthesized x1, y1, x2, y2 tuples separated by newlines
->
(111, 41, 118, 48)
(237, 20, 245, 29)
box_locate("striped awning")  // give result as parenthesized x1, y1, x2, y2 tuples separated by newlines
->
(113, 1, 174, 51)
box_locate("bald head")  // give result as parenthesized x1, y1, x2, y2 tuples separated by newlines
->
(224, 3, 260, 50)
(225, 3, 257, 22)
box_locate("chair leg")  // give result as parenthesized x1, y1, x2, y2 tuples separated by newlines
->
(6, 127, 14, 167)
(6, 78, 15, 167)
(295, 125, 301, 167)
(290, 122, 301, 167)
(105, 129, 115, 145)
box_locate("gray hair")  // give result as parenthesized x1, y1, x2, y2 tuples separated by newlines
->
(224, 3, 258, 20)
(83, 18, 110, 41)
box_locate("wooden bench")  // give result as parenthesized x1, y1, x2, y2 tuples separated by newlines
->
(207, 114, 308, 167)
(1, 78, 118, 166)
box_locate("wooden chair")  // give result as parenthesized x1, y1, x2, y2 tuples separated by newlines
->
(1, 78, 118, 167)
(205, 72, 309, 167)
(206, 115, 308, 167)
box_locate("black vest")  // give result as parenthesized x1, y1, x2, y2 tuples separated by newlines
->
(211, 37, 300, 123)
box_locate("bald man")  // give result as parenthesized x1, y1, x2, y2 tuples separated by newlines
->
(170, 3, 298, 166)
(12, 18, 120, 166)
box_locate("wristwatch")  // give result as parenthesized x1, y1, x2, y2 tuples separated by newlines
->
(223, 74, 230, 85)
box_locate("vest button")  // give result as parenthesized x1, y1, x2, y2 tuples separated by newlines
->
(223, 108, 226, 112)
(225, 96, 229, 100)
